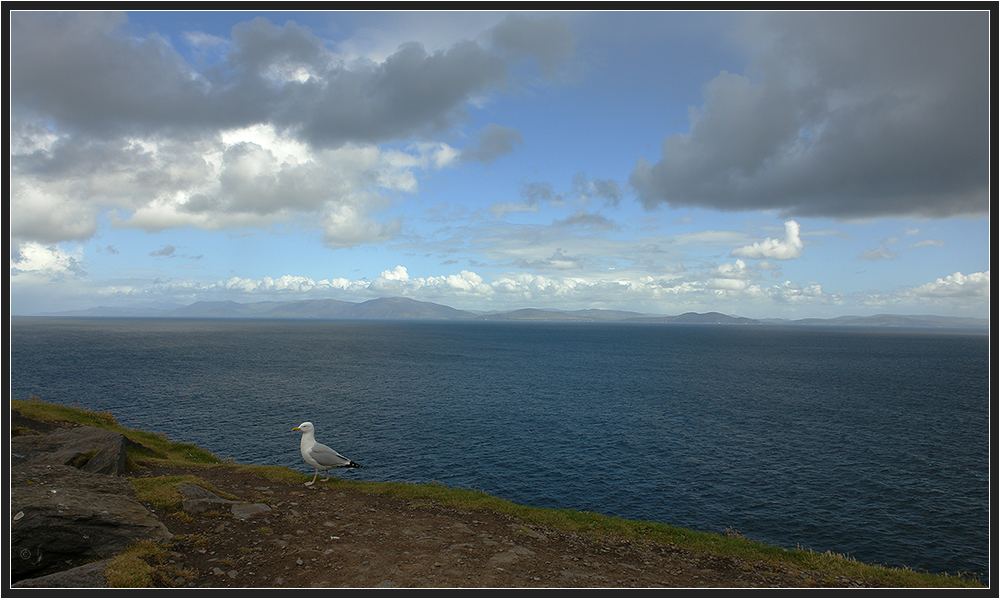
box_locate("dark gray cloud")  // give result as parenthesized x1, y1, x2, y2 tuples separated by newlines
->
(10, 12, 573, 148)
(460, 124, 524, 163)
(630, 12, 989, 219)
(282, 39, 508, 147)
(487, 14, 576, 79)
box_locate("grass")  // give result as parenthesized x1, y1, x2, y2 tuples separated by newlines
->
(103, 540, 199, 588)
(12, 397, 986, 588)
(103, 542, 160, 588)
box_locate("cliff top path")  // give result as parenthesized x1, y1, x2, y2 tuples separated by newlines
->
(128, 463, 871, 589)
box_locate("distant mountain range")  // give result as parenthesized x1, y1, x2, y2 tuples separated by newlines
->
(36, 296, 990, 330)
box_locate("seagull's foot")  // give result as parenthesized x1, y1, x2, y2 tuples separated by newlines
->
(304, 481, 314, 486)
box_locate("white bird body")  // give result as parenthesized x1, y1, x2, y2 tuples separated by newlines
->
(292, 421, 362, 486)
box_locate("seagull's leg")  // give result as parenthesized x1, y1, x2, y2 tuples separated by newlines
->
(305, 469, 318, 486)
(323, 469, 331, 482)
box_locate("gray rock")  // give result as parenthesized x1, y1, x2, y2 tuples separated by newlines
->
(11, 558, 112, 588)
(11, 426, 131, 475)
(10, 465, 172, 582)
(178, 482, 235, 514)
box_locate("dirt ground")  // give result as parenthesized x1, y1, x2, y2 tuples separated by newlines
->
(130, 464, 876, 589)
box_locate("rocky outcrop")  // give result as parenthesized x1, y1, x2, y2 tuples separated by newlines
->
(12, 425, 133, 475)
(10, 410, 274, 587)
(11, 464, 173, 581)
(11, 558, 114, 588)
(10, 413, 169, 585)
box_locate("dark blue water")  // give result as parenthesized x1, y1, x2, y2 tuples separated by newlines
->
(8, 318, 990, 582)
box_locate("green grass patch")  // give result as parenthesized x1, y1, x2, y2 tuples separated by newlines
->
(104, 540, 198, 588)
(104, 550, 157, 588)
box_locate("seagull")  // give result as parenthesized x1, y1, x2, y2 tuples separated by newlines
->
(292, 421, 362, 486)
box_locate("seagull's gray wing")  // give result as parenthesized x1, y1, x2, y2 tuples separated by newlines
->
(309, 442, 353, 469)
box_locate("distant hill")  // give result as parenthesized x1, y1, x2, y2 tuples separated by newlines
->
(257, 299, 356, 319)
(37, 298, 988, 330)
(476, 308, 584, 321)
(350, 297, 472, 320)
(159, 297, 470, 320)
(626, 312, 762, 325)
(774, 314, 991, 329)
(35, 305, 178, 318)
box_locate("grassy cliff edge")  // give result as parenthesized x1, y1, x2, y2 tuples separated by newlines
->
(10, 398, 984, 588)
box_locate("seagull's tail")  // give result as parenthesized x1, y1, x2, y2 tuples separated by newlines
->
(346, 460, 362, 468)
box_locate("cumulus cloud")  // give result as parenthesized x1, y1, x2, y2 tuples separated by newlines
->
(380, 265, 410, 282)
(13, 120, 440, 248)
(9, 13, 531, 147)
(9, 12, 576, 248)
(630, 12, 989, 219)
(901, 271, 990, 300)
(731, 220, 804, 260)
(10, 177, 101, 243)
(10, 242, 86, 279)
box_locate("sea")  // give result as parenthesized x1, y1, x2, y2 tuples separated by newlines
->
(8, 317, 991, 583)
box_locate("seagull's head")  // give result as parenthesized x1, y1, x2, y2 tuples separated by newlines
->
(293, 421, 314, 434)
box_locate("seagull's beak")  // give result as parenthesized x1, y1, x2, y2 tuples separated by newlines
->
(292, 427, 300, 431)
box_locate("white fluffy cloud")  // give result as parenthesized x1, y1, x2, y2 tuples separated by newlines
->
(731, 220, 804, 260)
(13, 121, 448, 249)
(10, 242, 85, 279)
(901, 271, 990, 300)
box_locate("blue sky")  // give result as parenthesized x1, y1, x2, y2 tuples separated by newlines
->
(9, 10, 991, 318)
